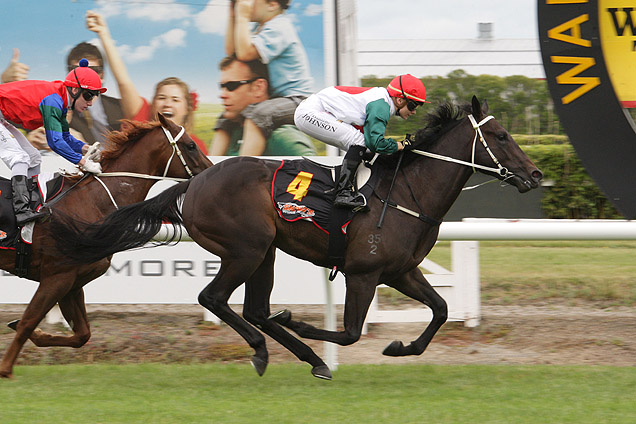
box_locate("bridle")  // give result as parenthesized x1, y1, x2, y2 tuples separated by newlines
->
(411, 114, 514, 181)
(375, 113, 516, 225)
(92, 124, 195, 209)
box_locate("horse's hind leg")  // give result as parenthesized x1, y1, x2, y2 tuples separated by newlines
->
(381, 268, 448, 356)
(198, 257, 271, 376)
(18, 288, 91, 348)
(271, 273, 378, 347)
(0, 275, 75, 378)
(242, 247, 331, 379)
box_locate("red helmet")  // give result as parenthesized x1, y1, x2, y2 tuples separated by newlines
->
(387, 74, 428, 104)
(63, 58, 107, 93)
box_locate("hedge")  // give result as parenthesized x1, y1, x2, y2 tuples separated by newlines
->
(521, 144, 621, 219)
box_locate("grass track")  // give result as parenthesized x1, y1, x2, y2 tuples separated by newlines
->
(2, 363, 635, 423)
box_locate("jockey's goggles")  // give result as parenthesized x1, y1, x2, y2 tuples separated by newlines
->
(399, 75, 423, 111)
(68, 64, 104, 75)
(81, 89, 100, 101)
(220, 78, 258, 92)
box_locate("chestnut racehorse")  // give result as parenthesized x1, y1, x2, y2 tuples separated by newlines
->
(0, 114, 212, 378)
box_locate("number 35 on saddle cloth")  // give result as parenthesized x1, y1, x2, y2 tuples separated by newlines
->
(272, 158, 379, 273)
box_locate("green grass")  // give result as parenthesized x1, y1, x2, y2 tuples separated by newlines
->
(2, 363, 635, 423)
(424, 240, 636, 307)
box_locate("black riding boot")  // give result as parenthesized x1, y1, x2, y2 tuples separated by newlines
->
(12, 175, 45, 226)
(334, 145, 367, 209)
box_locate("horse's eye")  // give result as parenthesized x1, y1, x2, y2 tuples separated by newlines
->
(187, 142, 197, 151)
(496, 132, 507, 142)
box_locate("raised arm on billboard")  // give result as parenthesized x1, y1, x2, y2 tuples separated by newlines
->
(221, 0, 313, 156)
(1, 48, 29, 84)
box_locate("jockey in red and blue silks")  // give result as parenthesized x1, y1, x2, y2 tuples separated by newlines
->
(0, 58, 107, 225)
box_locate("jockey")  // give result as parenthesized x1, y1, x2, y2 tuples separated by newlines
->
(0, 58, 106, 225)
(294, 74, 429, 209)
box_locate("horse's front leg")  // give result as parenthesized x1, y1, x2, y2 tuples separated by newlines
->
(0, 273, 76, 378)
(9, 287, 91, 348)
(271, 273, 377, 346)
(381, 267, 448, 356)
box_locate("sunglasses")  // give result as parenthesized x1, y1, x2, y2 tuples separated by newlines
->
(68, 64, 104, 75)
(82, 89, 100, 101)
(399, 75, 423, 111)
(219, 78, 258, 92)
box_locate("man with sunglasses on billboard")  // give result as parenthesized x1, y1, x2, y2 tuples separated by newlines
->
(211, 55, 315, 156)
(294, 74, 429, 209)
(0, 59, 105, 224)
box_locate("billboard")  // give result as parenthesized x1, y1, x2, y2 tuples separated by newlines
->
(2, 0, 327, 103)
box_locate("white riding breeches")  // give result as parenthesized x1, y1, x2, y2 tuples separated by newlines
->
(0, 114, 42, 176)
(294, 96, 365, 151)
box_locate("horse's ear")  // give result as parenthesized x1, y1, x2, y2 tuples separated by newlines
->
(158, 112, 169, 127)
(482, 99, 489, 114)
(471, 95, 481, 117)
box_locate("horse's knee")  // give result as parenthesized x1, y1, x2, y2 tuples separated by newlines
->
(434, 298, 448, 323)
(340, 330, 361, 346)
(72, 330, 91, 348)
(243, 310, 267, 328)
(198, 290, 226, 315)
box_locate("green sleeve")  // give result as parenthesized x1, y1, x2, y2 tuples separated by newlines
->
(363, 99, 398, 154)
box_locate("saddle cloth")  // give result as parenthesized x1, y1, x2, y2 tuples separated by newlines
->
(272, 159, 351, 234)
(0, 173, 65, 249)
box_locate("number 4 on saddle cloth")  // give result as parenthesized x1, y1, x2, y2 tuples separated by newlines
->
(272, 158, 380, 275)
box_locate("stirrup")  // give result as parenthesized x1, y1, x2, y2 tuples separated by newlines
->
(334, 192, 367, 209)
(15, 207, 49, 226)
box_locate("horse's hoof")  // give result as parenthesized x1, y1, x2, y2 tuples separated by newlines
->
(311, 365, 332, 380)
(382, 340, 406, 356)
(268, 309, 291, 326)
(251, 356, 268, 377)
(7, 320, 19, 331)
(0, 372, 13, 379)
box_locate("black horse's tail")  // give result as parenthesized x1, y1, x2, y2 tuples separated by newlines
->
(52, 180, 191, 263)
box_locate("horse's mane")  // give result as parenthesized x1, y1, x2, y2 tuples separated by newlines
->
(100, 120, 161, 163)
(375, 101, 470, 168)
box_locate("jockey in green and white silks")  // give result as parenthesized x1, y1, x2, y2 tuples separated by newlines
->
(294, 74, 429, 209)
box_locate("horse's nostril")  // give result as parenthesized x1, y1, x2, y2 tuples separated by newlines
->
(532, 169, 543, 181)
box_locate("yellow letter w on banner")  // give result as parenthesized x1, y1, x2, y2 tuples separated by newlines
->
(550, 56, 601, 104)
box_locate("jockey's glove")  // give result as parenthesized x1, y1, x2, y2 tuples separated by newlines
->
(81, 158, 102, 174)
(401, 134, 416, 151)
(83, 142, 102, 162)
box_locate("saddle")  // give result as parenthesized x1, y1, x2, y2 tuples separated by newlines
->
(0, 173, 65, 246)
(0, 173, 65, 276)
(271, 158, 381, 273)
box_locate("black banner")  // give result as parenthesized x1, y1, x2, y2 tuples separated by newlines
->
(538, 1, 636, 219)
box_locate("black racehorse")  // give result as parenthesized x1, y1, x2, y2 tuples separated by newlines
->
(53, 97, 542, 379)
(0, 114, 212, 378)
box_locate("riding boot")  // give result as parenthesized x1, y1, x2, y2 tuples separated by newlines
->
(11, 175, 46, 226)
(334, 145, 367, 209)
